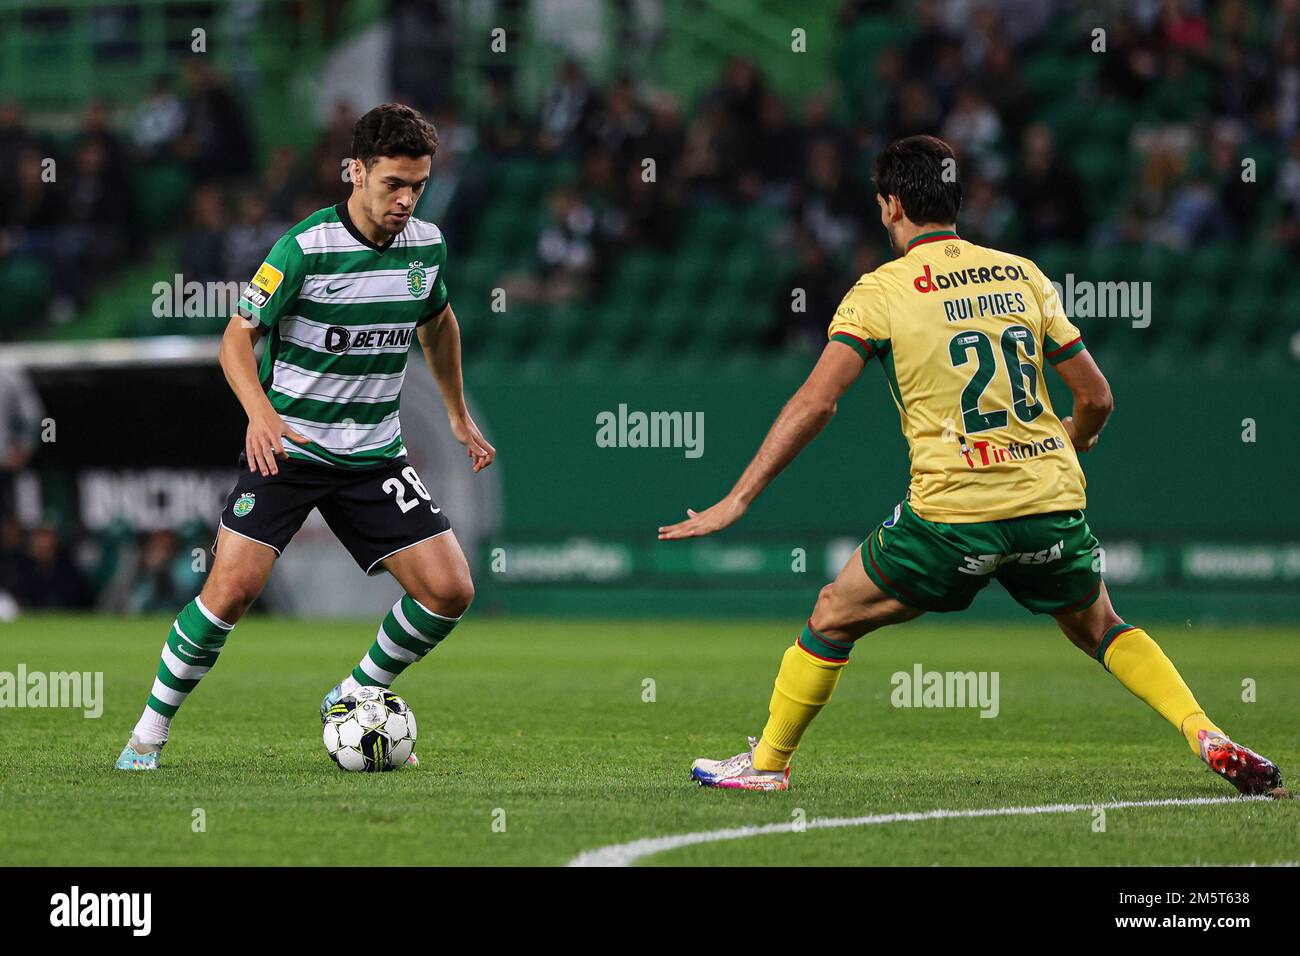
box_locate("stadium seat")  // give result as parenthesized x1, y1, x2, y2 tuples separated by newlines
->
(1032, 243, 1076, 283)
(131, 162, 192, 233)
(1023, 55, 1080, 98)
(1188, 244, 1235, 287)
(0, 256, 52, 336)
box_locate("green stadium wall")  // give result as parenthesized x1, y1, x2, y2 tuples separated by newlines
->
(464, 363, 1300, 623)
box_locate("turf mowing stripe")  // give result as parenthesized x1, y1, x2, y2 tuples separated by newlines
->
(567, 795, 1266, 867)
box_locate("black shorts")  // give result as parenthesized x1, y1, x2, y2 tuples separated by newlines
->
(216, 453, 452, 575)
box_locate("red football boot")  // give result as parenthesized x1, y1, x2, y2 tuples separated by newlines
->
(1198, 730, 1286, 797)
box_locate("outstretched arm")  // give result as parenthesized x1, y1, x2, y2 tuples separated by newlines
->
(417, 303, 496, 472)
(658, 342, 865, 540)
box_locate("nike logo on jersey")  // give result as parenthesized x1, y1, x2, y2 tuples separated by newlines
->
(325, 281, 354, 295)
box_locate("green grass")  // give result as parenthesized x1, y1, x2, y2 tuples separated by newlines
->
(0, 614, 1296, 866)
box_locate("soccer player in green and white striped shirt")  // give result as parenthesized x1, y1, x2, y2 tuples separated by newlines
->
(116, 104, 495, 770)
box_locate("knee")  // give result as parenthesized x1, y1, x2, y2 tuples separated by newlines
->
(809, 581, 895, 642)
(201, 575, 262, 622)
(809, 584, 845, 634)
(412, 576, 474, 619)
(1059, 611, 1124, 658)
(445, 579, 475, 617)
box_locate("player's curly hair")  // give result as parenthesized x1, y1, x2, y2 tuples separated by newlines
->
(351, 103, 439, 170)
(873, 135, 962, 225)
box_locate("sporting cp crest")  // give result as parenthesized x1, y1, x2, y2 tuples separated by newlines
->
(232, 492, 256, 518)
(406, 261, 427, 298)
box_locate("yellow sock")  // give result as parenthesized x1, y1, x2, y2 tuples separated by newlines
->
(1099, 624, 1222, 754)
(752, 624, 852, 772)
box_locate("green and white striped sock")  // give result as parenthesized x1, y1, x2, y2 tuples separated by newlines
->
(353, 594, 460, 687)
(132, 597, 233, 743)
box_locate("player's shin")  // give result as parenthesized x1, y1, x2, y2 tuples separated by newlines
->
(133, 597, 234, 744)
(1098, 624, 1221, 753)
(352, 594, 461, 688)
(752, 623, 853, 772)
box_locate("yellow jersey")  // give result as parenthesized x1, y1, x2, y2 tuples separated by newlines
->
(828, 230, 1087, 523)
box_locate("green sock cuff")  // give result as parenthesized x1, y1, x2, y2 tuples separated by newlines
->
(400, 594, 460, 639)
(1096, 623, 1138, 668)
(177, 599, 232, 650)
(797, 622, 854, 663)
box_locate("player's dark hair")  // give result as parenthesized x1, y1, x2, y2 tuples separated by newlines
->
(351, 103, 438, 170)
(873, 135, 962, 225)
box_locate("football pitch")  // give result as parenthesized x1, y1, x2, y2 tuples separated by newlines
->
(1, 614, 1296, 867)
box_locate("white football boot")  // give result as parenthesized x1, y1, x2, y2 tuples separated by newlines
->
(691, 736, 790, 790)
(115, 735, 163, 770)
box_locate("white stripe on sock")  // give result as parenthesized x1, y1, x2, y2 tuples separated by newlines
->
(358, 655, 398, 686)
(376, 629, 422, 664)
(150, 677, 188, 707)
(392, 602, 436, 645)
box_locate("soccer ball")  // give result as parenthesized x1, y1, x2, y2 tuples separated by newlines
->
(322, 687, 417, 772)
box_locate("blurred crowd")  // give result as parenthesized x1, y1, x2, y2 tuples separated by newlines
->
(5, 0, 1297, 345)
(0, 66, 343, 336)
(0, 60, 262, 332)
(1, 97, 136, 330)
(484, 0, 1300, 349)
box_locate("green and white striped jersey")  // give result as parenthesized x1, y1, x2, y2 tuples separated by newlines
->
(236, 202, 449, 468)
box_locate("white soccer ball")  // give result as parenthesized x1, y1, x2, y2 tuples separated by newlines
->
(323, 687, 418, 772)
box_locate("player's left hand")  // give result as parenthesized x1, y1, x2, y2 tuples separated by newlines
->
(658, 496, 747, 540)
(451, 414, 495, 472)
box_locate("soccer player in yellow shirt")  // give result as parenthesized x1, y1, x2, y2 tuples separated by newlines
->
(660, 135, 1284, 797)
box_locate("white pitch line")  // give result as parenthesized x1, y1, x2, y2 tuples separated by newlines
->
(568, 795, 1263, 867)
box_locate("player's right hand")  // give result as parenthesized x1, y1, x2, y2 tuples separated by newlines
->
(246, 409, 309, 477)
(658, 496, 748, 540)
